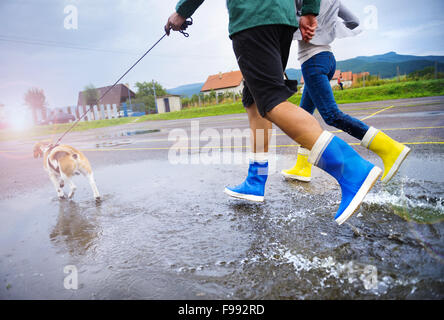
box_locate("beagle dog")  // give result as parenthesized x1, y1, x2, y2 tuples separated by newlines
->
(33, 141, 100, 201)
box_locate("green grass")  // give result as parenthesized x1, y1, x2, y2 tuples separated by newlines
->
(332, 79, 444, 104)
(1, 79, 443, 141)
(138, 79, 444, 121)
(288, 79, 444, 105)
(138, 102, 246, 121)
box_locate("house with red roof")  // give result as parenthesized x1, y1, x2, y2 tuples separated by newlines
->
(300, 70, 369, 91)
(200, 71, 244, 96)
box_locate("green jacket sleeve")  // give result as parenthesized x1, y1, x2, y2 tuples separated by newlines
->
(175, 0, 205, 18)
(301, 0, 321, 16)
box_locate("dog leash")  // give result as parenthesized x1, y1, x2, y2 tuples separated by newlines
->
(51, 18, 193, 148)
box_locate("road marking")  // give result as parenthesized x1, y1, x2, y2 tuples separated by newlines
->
(327, 125, 444, 134)
(71, 141, 444, 152)
(112, 125, 444, 142)
(1, 140, 443, 153)
(338, 101, 440, 112)
(1, 126, 443, 153)
(274, 141, 444, 148)
(360, 105, 395, 121)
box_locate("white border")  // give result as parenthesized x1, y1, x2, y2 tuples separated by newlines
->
(298, 147, 310, 156)
(360, 127, 379, 148)
(308, 131, 333, 166)
(381, 146, 411, 183)
(224, 188, 264, 202)
(335, 166, 382, 225)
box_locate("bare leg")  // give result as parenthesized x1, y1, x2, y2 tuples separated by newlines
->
(265, 101, 323, 149)
(246, 103, 273, 153)
(224, 104, 272, 201)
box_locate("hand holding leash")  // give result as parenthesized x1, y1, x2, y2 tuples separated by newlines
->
(179, 17, 193, 37)
(165, 13, 193, 37)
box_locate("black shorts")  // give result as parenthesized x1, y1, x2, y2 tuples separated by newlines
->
(232, 24, 297, 117)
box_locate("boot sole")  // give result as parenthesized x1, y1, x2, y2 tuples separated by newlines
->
(381, 146, 411, 183)
(335, 166, 382, 225)
(224, 188, 264, 202)
(281, 170, 311, 182)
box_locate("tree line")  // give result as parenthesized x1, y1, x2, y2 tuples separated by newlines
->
(17, 65, 442, 126)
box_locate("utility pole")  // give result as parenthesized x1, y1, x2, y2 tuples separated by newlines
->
(435, 61, 438, 79)
(152, 80, 158, 114)
(126, 83, 132, 111)
(397, 66, 400, 82)
(362, 72, 365, 88)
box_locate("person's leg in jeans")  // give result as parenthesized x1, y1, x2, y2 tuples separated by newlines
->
(227, 25, 382, 224)
(283, 51, 410, 183)
(301, 52, 369, 139)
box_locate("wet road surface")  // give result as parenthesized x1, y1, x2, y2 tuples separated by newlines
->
(0, 96, 443, 299)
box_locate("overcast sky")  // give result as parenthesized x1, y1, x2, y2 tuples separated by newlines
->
(1, 0, 444, 109)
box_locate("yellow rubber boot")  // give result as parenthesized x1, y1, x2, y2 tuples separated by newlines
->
(361, 127, 411, 183)
(281, 147, 312, 182)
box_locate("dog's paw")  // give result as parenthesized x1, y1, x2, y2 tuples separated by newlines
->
(59, 181, 64, 188)
(57, 189, 66, 199)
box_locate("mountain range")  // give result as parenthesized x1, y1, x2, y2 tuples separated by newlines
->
(167, 52, 444, 97)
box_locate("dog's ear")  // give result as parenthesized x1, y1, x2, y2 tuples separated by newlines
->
(33, 143, 43, 159)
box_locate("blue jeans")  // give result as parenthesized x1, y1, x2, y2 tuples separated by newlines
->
(301, 51, 369, 140)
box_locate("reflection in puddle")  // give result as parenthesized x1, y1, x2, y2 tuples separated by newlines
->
(95, 139, 133, 148)
(50, 200, 101, 256)
(93, 129, 161, 148)
(124, 129, 160, 136)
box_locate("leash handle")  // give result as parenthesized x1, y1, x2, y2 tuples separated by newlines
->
(179, 17, 193, 37)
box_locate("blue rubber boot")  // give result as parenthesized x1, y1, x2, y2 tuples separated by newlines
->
(224, 159, 268, 202)
(308, 131, 382, 225)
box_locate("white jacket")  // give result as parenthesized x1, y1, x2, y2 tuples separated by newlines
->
(294, 0, 362, 44)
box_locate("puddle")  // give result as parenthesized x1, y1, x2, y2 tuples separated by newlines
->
(95, 129, 160, 140)
(91, 130, 161, 148)
(1, 153, 443, 299)
(95, 139, 133, 148)
(364, 190, 444, 224)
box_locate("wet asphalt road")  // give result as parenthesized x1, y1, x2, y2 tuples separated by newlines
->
(0, 96, 443, 299)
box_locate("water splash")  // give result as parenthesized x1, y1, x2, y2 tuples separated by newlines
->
(363, 177, 444, 224)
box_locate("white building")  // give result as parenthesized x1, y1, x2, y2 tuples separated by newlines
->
(156, 95, 182, 113)
(200, 71, 244, 96)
